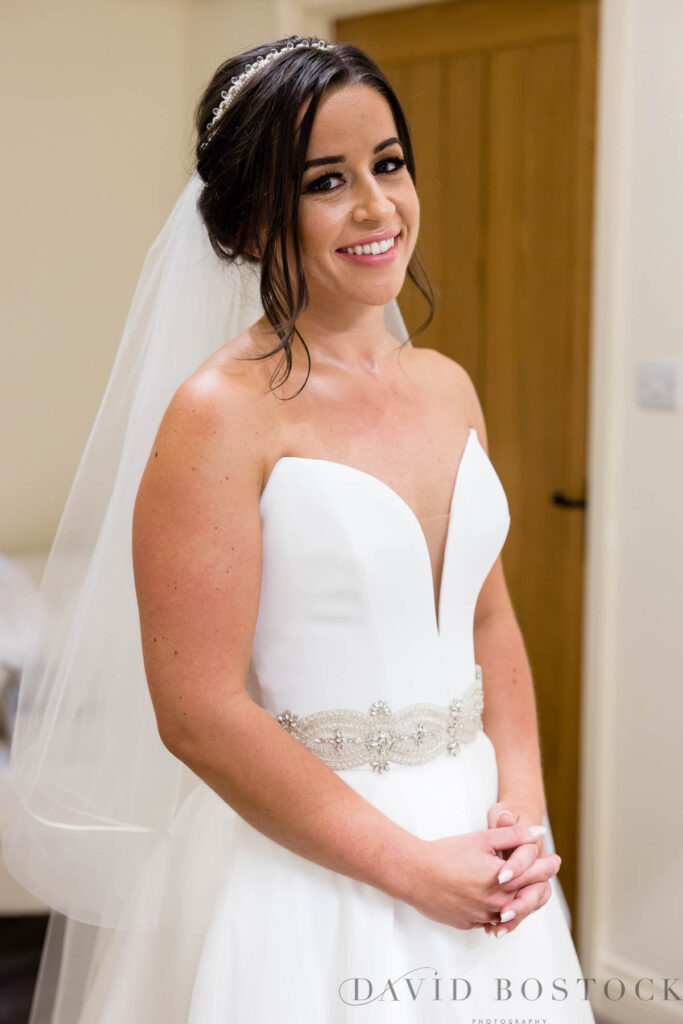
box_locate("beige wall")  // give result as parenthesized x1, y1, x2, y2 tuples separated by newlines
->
(1, 0, 188, 550)
(579, 0, 683, 1017)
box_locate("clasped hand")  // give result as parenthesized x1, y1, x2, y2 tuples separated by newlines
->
(481, 801, 559, 938)
(406, 801, 560, 936)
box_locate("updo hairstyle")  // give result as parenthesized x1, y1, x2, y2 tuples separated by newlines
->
(195, 35, 434, 396)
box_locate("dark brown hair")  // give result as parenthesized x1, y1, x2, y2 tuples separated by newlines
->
(194, 34, 434, 398)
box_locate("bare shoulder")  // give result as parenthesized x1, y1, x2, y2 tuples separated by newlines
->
(406, 346, 490, 451)
(131, 351, 270, 751)
(140, 335, 274, 496)
(132, 351, 271, 604)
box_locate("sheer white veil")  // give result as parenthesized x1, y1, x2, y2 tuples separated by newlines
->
(2, 164, 410, 1017)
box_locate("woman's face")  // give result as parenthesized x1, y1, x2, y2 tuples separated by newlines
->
(293, 83, 420, 315)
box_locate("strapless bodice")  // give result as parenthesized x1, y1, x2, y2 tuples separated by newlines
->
(247, 427, 510, 717)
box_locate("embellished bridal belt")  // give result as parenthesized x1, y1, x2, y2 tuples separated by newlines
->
(273, 666, 484, 774)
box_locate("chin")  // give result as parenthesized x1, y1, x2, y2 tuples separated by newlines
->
(342, 286, 404, 309)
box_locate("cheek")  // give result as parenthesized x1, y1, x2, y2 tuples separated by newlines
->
(404, 186, 420, 231)
(299, 205, 343, 257)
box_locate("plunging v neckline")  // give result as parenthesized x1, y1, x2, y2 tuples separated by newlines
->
(260, 427, 478, 637)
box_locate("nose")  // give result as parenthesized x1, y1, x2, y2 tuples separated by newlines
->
(352, 172, 396, 223)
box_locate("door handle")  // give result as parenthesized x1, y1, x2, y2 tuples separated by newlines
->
(551, 491, 587, 509)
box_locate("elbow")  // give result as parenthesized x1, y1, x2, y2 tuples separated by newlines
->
(157, 718, 193, 762)
(153, 699, 203, 763)
(155, 691, 255, 766)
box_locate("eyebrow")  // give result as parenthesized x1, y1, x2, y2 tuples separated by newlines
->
(303, 137, 402, 171)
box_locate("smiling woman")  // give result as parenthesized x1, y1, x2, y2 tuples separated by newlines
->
(5, 32, 596, 1024)
(195, 46, 434, 397)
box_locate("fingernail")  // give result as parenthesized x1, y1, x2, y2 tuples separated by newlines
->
(529, 825, 546, 837)
(500, 909, 516, 923)
(498, 868, 513, 884)
(495, 928, 508, 938)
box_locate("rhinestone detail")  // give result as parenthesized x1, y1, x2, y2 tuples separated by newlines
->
(201, 39, 336, 149)
(274, 666, 484, 773)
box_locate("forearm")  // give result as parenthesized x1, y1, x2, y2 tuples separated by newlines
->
(474, 610, 547, 821)
(165, 695, 425, 903)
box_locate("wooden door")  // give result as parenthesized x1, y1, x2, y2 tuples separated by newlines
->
(336, 0, 598, 935)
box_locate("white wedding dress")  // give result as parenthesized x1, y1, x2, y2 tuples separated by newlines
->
(62, 426, 595, 1023)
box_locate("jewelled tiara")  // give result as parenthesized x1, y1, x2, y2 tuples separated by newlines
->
(202, 38, 336, 146)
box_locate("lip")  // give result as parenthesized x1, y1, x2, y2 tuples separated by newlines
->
(336, 230, 401, 251)
(335, 232, 400, 267)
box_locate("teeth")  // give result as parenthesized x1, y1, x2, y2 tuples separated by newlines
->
(341, 235, 397, 256)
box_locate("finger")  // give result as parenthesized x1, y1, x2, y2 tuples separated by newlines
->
(496, 809, 515, 825)
(490, 881, 552, 936)
(492, 842, 540, 885)
(489, 814, 513, 836)
(484, 887, 547, 937)
(483, 871, 556, 936)
(489, 822, 546, 854)
(483, 913, 505, 934)
(493, 810, 516, 849)
(498, 853, 561, 894)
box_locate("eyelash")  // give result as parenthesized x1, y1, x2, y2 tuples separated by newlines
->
(304, 156, 407, 195)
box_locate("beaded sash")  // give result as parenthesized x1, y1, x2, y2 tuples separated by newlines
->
(273, 666, 484, 773)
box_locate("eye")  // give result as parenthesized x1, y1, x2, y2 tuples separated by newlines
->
(304, 168, 344, 194)
(374, 156, 407, 177)
(303, 155, 407, 195)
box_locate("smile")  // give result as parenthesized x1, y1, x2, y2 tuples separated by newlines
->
(335, 233, 401, 267)
(338, 233, 399, 256)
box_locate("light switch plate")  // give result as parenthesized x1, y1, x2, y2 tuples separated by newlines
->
(636, 361, 677, 409)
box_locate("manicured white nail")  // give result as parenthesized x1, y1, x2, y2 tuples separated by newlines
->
(500, 909, 516, 923)
(498, 868, 513, 884)
(495, 928, 508, 938)
(529, 826, 546, 837)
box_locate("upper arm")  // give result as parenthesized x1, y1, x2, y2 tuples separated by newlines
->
(132, 371, 265, 753)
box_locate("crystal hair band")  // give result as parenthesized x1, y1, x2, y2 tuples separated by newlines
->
(203, 38, 336, 145)
(273, 666, 484, 773)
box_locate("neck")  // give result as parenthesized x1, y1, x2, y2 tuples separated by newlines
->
(256, 302, 401, 375)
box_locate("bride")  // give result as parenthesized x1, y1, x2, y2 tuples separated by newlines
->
(6, 34, 596, 1023)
